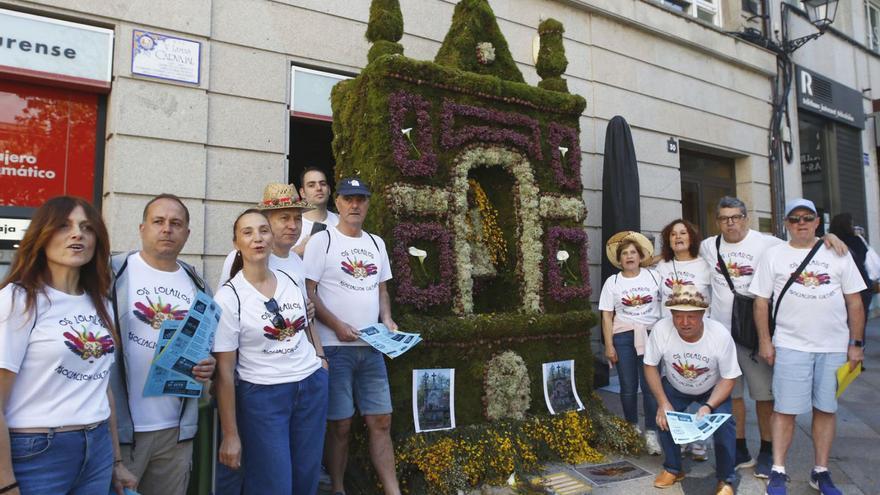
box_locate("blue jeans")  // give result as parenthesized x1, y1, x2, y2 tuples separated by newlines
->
(613, 331, 657, 431)
(236, 368, 329, 495)
(10, 420, 113, 494)
(658, 378, 736, 483)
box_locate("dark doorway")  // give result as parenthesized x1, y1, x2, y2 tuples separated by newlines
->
(680, 149, 736, 237)
(289, 117, 335, 191)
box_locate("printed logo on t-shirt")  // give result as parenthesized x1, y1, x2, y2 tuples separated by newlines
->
(341, 257, 378, 280)
(669, 351, 713, 390)
(671, 359, 710, 380)
(63, 327, 115, 363)
(621, 293, 653, 307)
(795, 271, 831, 287)
(715, 260, 754, 278)
(263, 315, 306, 341)
(133, 296, 187, 330)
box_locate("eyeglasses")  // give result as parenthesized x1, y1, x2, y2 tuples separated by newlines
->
(786, 214, 817, 224)
(264, 298, 286, 330)
(716, 214, 746, 224)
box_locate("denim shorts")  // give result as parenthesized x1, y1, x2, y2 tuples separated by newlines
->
(773, 347, 847, 414)
(325, 345, 393, 420)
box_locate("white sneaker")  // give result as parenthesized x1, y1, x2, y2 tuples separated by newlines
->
(690, 440, 708, 461)
(644, 430, 662, 455)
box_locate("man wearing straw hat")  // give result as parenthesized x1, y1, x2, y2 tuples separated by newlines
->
(644, 286, 741, 495)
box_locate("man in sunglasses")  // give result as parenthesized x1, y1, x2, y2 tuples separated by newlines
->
(699, 196, 847, 478)
(303, 178, 401, 495)
(750, 198, 865, 495)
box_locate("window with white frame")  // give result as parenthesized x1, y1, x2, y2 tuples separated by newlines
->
(655, 0, 723, 27)
(868, 1, 880, 53)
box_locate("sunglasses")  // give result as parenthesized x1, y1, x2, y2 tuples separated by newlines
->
(264, 298, 286, 330)
(786, 214, 817, 224)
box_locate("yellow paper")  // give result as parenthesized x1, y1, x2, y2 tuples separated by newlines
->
(836, 362, 862, 398)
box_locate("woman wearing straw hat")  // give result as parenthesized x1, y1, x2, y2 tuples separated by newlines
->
(598, 231, 662, 455)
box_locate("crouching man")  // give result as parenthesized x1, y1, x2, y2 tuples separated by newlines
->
(644, 286, 742, 495)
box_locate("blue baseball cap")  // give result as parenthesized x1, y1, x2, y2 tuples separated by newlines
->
(784, 198, 817, 217)
(336, 177, 371, 197)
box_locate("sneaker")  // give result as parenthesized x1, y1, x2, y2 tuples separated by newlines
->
(644, 430, 662, 456)
(766, 470, 789, 495)
(691, 441, 708, 461)
(754, 451, 772, 479)
(735, 446, 755, 469)
(319, 465, 332, 490)
(715, 481, 735, 495)
(654, 469, 685, 488)
(809, 470, 843, 495)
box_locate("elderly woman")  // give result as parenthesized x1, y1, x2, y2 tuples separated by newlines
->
(213, 209, 328, 495)
(0, 196, 136, 494)
(599, 231, 662, 455)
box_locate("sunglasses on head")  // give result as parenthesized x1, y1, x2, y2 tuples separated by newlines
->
(264, 298, 286, 330)
(786, 214, 817, 224)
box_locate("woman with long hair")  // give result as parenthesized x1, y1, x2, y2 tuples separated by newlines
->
(213, 209, 328, 494)
(599, 231, 662, 455)
(656, 219, 712, 318)
(0, 196, 137, 494)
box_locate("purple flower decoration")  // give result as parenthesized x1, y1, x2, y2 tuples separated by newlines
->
(545, 226, 591, 303)
(389, 91, 438, 177)
(392, 222, 455, 309)
(440, 99, 543, 161)
(547, 123, 582, 191)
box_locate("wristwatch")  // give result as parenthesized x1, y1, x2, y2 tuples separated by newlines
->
(849, 339, 865, 348)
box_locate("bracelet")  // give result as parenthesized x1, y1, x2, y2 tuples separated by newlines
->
(701, 402, 715, 413)
(0, 481, 19, 494)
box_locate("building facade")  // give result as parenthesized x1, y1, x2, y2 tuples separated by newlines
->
(0, 0, 873, 299)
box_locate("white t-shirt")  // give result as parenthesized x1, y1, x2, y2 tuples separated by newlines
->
(749, 243, 866, 353)
(122, 253, 195, 432)
(213, 269, 321, 385)
(218, 251, 307, 301)
(699, 230, 783, 331)
(654, 258, 713, 318)
(644, 317, 741, 396)
(295, 211, 340, 249)
(597, 269, 661, 326)
(303, 227, 392, 347)
(0, 284, 114, 428)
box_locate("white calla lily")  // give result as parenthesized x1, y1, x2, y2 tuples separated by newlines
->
(556, 250, 570, 262)
(401, 127, 412, 136)
(558, 146, 568, 157)
(408, 246, 427, 259)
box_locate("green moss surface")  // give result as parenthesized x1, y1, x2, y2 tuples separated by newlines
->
(366, 0, 403, 43)
(434, 0, 524, 82)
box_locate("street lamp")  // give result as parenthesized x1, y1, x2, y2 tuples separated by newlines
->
(733, 0, 838, 236)
(803, 0, 838, 31)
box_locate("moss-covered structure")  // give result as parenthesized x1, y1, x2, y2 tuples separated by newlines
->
(331, 0, 635, 491)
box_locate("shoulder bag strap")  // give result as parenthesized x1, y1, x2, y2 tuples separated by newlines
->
(716, 235, 737, 294)
(772, 240, 822, 322)
(222, 281, 241, 322)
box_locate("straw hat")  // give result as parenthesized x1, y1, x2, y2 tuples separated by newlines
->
(605, 231, 654, 269)
(258, 183, 314, 211)
(665, 286, 709, 312)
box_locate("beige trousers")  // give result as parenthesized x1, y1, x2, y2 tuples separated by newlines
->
(120, 427, 193, 495)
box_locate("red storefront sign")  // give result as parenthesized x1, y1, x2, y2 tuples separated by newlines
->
(0, 80, 97, 207)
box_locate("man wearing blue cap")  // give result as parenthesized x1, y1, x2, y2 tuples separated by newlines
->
(750, 198, 866, 495)
(303, 177, 401, 495)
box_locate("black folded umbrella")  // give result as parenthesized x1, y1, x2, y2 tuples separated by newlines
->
(601, 116, 641, 284)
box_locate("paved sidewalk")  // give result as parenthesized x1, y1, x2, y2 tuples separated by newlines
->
(590, 318, 880, 494)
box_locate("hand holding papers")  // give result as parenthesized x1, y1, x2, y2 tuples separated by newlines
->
(665, 410, 732, 445)
(143, 291, 221, 398)
(358, 323, 421, 358)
